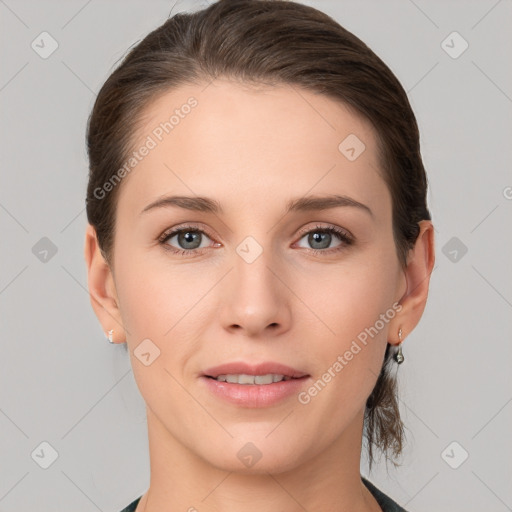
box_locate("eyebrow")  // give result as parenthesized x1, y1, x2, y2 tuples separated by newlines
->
(139, 194, 373, 218)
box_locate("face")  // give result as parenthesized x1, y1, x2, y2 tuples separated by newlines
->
(108, 79, 407, 473)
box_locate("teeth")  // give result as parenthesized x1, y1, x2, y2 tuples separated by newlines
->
(214, 374, 293, 384)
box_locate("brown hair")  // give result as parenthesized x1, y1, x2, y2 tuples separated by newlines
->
(86, 0, 431, 472)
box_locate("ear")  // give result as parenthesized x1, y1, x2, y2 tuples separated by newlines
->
(389, 220, 435, 344)
(84, 223, 126, 344)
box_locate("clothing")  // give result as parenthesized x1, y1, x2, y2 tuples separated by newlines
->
(361, 477, 408, 511)
(119, 496, 140, 512)
(119, 476, 407, 512)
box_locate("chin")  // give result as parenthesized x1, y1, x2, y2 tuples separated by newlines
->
(199, 437, 305, 476)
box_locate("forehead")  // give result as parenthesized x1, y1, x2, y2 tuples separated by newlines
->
(134, 78, 379, 154)
(117, 78, 388, 218)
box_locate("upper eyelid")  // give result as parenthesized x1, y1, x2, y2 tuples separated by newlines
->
(159, 223, 216, 242)
(296, 223, 351, 239)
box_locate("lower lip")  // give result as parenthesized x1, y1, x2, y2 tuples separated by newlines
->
(201, 376, 310, 408)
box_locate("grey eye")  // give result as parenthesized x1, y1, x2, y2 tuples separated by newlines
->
(296, 229, 344, 250)
(166, 229, 212, 250)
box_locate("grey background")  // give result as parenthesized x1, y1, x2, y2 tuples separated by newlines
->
(1, 0, 511, 511)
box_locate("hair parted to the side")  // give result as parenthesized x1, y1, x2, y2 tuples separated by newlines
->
(86, 0, 431, 473)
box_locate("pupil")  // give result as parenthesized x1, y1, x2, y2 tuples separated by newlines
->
(310, 232, 330, 249)
(180, 231, 200, 249)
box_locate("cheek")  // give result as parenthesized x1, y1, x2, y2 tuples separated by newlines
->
(115, 255, 216, 384)
(292, 256, 397, 395)
(115, 259, 203, 405)
(294, 266, 395, 426)
(296, 258, 397, 339)
(115, 250, 201, 334)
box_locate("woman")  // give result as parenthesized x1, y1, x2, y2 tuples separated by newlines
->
(84, 1, 435, 511)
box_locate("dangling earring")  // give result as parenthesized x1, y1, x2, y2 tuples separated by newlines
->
(394, 327, 404, 364)
(107, 329, 115, 344)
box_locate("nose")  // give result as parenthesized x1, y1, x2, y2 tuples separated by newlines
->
(218, 244, 292, 338)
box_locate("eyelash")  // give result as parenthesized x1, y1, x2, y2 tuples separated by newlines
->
(157, 223, 354, 258)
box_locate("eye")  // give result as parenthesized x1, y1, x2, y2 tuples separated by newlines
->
(158, 225, 218, 256)
(295, 224, 353, 253)
(158, 223, 353, 257)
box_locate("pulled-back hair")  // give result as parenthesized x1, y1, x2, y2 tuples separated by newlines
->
(86, 0, 431, 472)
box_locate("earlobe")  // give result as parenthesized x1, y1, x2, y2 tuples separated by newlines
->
(391, 220, 435, 344)
(84, 224, 126, 342)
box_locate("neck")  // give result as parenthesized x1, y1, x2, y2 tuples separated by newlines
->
(136, 406, 382, 512)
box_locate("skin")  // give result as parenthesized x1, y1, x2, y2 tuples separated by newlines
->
(84, 78, 435, 512)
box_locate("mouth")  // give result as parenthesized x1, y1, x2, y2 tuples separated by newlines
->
(200, 361, 310, 407)
(205, 373, 299, 385)
(202, 361, 309, 383)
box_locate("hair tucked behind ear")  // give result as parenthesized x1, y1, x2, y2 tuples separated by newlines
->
(86, 0, 430, 471)
(364, 344, 406, 473)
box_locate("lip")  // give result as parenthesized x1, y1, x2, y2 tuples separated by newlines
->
(200, 361, 310, 408)
(203, 361, 308, 379)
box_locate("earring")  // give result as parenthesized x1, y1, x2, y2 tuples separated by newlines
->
(394, 327, 404, 364)
(107, 329, 115, 344)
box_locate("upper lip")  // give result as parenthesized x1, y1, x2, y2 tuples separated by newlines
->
(203, 362, 309, 379)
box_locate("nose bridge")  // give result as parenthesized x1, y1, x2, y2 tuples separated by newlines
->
(233, 234, 280, 305)
(220, 232, 290, 335)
